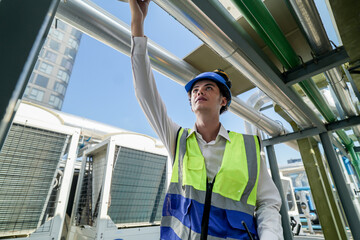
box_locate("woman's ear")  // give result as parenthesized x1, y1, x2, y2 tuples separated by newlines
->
(221, 96, 227, 107)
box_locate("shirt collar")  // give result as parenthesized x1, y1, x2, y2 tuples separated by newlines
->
(187, 123, 231, 142)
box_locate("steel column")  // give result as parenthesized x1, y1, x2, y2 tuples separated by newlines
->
(319, 132, 360, 240)
(0, 0, 60, 151)
(309, 137, 348, 239)
(274, 105, 348, 239)
(266, 145, 293, 240)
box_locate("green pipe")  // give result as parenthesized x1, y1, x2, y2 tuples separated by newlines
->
(298, 80, 337, 122)
(231, 0, 360, 178)
(231, 0, 299, 69)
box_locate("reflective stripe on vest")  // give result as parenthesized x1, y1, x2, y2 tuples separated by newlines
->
(162, 128, 261, 239)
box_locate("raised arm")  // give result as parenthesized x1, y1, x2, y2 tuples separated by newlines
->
(129, 0, 180, 158)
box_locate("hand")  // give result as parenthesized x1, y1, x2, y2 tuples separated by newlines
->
(129, 0, 151, 37)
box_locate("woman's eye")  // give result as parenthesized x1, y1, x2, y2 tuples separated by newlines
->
(206, 87, 212, 90)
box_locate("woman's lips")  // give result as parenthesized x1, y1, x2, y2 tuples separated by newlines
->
(196, 96, 207, 103)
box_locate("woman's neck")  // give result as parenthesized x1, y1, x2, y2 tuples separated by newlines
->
(195, 116, 221, 143)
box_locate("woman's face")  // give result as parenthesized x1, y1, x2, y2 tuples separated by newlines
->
(190, 79, 227, 115)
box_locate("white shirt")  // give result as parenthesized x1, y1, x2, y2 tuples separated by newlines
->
(131, 36, 284, 240)
(189, 124, 229, 182)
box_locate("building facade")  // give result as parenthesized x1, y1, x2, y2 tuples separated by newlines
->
(23, 19, 82, 110)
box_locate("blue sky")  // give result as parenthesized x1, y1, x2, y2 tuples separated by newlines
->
(62, 0, 338, 166)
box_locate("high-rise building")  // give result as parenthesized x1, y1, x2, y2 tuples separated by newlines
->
(23, 19, 82, 110)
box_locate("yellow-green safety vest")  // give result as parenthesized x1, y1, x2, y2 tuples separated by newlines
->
(161, 128, 261, 240)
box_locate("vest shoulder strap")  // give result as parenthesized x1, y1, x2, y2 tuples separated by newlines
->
(173, 127, 189, 164)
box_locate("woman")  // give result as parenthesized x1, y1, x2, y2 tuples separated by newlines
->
(129, 0, 283, 239)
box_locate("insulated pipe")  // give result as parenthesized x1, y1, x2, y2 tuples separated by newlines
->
(285, 0, 331, 55)
(230, 98, 285, 136)
(231, 0, 360, 179)
(244, 90, 299, 151)
(284, 0, 360, 176)
(55, 0, 285, 136)
(245, 91, 271, 134)
(152, 0, 316, 129)
(56, 0, 195, 86)
(285, 0, 359, 128)
(326, 68, 358, 116)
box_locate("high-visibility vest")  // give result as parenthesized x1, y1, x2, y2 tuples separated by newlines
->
(161, 128, 261, 240)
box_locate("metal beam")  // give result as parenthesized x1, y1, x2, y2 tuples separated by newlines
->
(266, 145, 293, 240)
(189, 0, 326, 132)
(0, 0, 59, 151)
(263, 127, 319, 146)
(284, 47, 350, 86)
(263, 115, 360, 146)
(319, 132, 360, 240)
(326, 115, 360, 131)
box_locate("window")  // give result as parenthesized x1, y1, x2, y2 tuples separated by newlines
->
(54, 82, 66, 95)
(64, 47, 77, 59)
(68, 38, 79, 50)
(71, 28, 82, 39)
(39, 62, 53, 75)
(57, 69, 69, 84)
(51, 29, 64, 41)
(49, 95, 63, 109)
(39, 48, 45, 58)
(49, 39, 60, 51)
(23, 86, 31, 98)
(34, 60, 40, 70)
(28, 73, 35, 83)
(44, 50, 57, 63)
(56, 20, 67, 31)
(61, 58, 73, 71)
(35, 75, 49, 88)
(28, 88, 44, 102)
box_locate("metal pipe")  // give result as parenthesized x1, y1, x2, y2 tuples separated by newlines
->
(55, 0, 285, 136)
(325, 68, 357, 116)
(152, 0, 317, 129)
(286, 0, 359, 121)
(56, 0, 196, 86)
(245, 91, 271, 134)
(244, 90, 299, 150)
(285, 0, 331, 56)
(286, 0, 360, 173)
(230, 98, 284, 135)
(343, 65, 360, 107)
(231, 0, 360, 179)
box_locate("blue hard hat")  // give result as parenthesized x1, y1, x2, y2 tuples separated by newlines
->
(185, 71, 232, 106)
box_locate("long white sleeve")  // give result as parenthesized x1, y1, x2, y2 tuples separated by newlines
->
(131, 36, 179, 158)
(256, 150, 284, 240)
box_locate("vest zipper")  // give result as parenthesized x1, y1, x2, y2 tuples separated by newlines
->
(200, 177, 216, 240)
